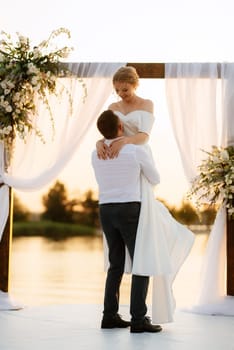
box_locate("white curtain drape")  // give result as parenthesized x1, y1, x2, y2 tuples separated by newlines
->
(165, 62, 234, 315)
(0, 62, 125, 309)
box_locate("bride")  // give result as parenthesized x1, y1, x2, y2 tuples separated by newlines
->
(97, 66, 195, 323)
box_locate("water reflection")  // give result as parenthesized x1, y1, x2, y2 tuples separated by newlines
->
(10, 233, 209, 308)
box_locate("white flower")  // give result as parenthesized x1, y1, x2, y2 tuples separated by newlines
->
(27, 63, 39, 74)
(18, 34, 28, 46)
(2, 126, 12, 135)
(213, 156, 220, 163)
(32, 47, 41, 59)
(7, 81, 15, 89)
(5, 105, 12, 112)
(225, 178, 233, 185)
(0, 27, 76, 161)
(188, 145, 234, 219)
(32, 83, 41, 91)
(221, 150, 229, 160)
(50, 75, 56, 82)
(229, 208, 234, 215)
(17, 124, 24, 132)
(6, 125, 12, 132)
(13, 92, 21, 102)
(31, 76, 39, 85)
(18, 131, 26, 139)
(0, 81, 7, 89)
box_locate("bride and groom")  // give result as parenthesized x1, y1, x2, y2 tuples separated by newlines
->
(91, 66, 194, 333)
(92, 108, 194, 333)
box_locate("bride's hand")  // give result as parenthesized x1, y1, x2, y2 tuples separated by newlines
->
(96, 140, 109, 159)
(109, 137, 127, 158)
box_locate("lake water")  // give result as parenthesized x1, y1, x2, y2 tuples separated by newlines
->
(9, 232, 209, 308)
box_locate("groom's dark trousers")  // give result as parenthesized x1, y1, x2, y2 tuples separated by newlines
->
(99, 201, 149, 322)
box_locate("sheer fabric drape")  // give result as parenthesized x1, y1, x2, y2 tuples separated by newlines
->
(0, 62, 124, 309)
(0, 62, 124, 234)
(165, 63, 234, 315)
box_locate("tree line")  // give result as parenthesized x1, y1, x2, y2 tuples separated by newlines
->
(14, 180, 217, 227)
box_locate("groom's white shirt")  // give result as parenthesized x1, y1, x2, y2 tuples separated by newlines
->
(92, 138, 160, 204)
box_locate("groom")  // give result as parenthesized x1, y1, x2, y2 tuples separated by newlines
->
(92, 110, 162, 333)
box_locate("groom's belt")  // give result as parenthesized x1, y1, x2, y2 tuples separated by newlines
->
(99, 201, 140, 206)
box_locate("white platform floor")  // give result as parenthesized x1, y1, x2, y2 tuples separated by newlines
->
(0, 304, 234, 350)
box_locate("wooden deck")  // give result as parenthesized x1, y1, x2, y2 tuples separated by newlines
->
(0, 304, 233, 350)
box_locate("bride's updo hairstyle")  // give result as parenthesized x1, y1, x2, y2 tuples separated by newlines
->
(113, 66, 139, 88)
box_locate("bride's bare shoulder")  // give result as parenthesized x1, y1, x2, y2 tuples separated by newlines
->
(141, 98, 154, 113)
(108, 102, 120, 111)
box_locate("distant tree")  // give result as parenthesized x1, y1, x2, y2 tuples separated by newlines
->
(75, 190, 99, 227)
(41, 181, 76, 222)
(170, 200, 199, 225)
(199, 204, 217, 225)
(13, 194, 30, 221)
(157, 197, 217, 226)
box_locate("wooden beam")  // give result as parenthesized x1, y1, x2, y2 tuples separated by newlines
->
(0, 188, 13, 292)
(61, 62, 166, 78)
(63, 62, 222, 78)
(126, 63, 165, 78)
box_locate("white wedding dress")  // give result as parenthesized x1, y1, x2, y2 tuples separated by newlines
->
(104, 110, 195, 323)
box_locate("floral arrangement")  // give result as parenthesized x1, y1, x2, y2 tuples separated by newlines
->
(0, 27, 73, 164)
(188, 145, 234, 219)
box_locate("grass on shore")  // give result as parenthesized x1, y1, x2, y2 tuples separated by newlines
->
(13, 220, 98, 239)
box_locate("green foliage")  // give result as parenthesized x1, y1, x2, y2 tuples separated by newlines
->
(160, 198, 217, 226)
(13, 180, 217, 234)
(76, 190, 99, 228)
(198, 204, 218, 225)
(170, 200, 200, 225)
(41, 182, 100, 227)
(13, 194, 30, 221)
(41, 180, 77, 222)
(0, 28, 73, 155)
(13, 220, 96, 239)
(188, 145, 234, 219)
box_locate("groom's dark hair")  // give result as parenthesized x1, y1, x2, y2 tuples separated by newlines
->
(97, 110, 120, 139)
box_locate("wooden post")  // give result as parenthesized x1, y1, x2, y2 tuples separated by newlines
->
(0, 187, 13, 292)
(227, 210, 234, 296)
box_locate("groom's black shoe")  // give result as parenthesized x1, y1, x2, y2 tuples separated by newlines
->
(101, 314, 131, 329)
(130, 316, 162, 333)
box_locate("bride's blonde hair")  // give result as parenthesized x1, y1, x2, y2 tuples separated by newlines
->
(113, 66, 139, 87)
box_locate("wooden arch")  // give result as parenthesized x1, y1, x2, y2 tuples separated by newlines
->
(0, 63, 233, 296)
